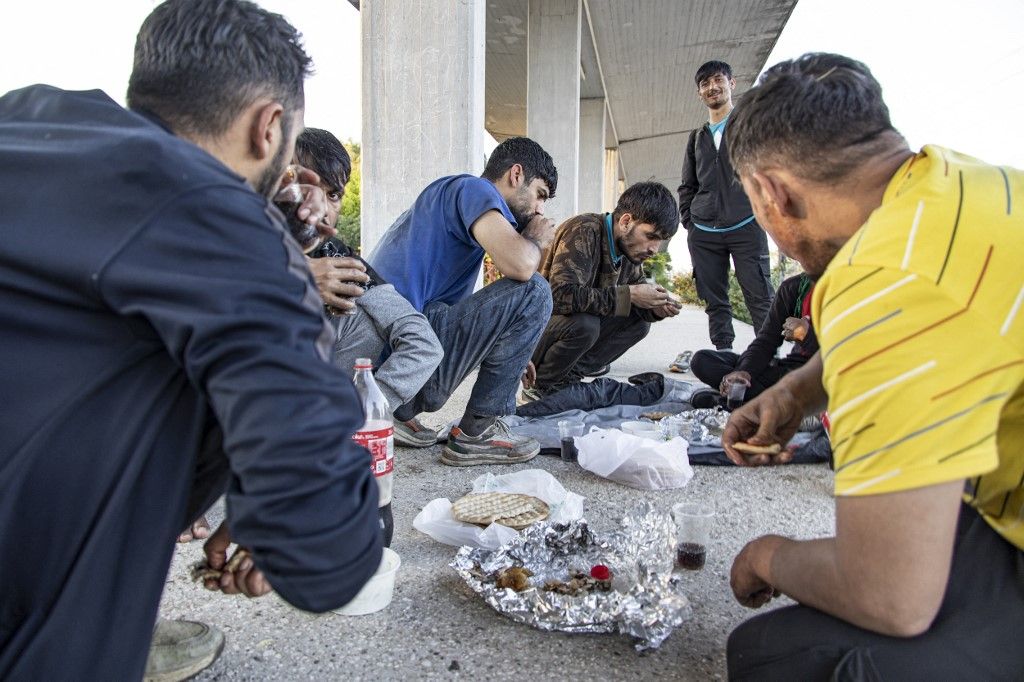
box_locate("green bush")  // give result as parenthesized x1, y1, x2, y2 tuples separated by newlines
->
(644, 251, 673, 288)
(337, 140, 361, 250)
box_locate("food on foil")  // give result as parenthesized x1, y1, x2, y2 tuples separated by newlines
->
(732, 441, 783, 455)
(452, 492, 550, 530)
(639, 411, 676, 422)
(495, 566, 534, 591)
(452, 505, 691, 650)
(542, 568, 612, 596)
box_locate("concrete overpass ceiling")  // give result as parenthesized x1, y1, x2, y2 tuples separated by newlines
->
(484, 0, 796, 185)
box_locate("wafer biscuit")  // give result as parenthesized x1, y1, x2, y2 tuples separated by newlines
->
(732, 441, 783, 455)
(452, 492, 549, 529)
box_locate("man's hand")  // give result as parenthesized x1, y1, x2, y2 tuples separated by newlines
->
(306, 256, 369, 313)
(521, 361, 537, 389)
(652, 301, 682, 318)
(202, 522, 272, 598)
(719, 370, 752, 395)
(782, 316, 810, 342)
(721, 384, 803, 466)
(630, 283, 675, 310)
(730, 535, 785, 608)
(521, 214, 557, 251)
(287, 167, 332, 237)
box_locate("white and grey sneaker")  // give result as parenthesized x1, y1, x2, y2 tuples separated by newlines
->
(394, 418, 438, 448)
(441, 419, 540, 466)
(144, 619, 224, 682)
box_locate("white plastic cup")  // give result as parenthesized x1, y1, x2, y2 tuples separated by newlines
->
(333, 547, 401, 616)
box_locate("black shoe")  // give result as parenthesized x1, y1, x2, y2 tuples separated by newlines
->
(627, 371, 663, 386)
(580, 364, 611, 378)
(690, 389, 722, 409)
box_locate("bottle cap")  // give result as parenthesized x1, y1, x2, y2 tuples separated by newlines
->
(354, 357, 373, 369)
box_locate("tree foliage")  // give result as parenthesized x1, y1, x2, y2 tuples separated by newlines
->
(337, 140, 361, 250)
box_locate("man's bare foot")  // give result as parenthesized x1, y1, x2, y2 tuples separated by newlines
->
(177, 515, 211, 543)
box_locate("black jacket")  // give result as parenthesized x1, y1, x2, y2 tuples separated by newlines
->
(0, 86, 381, 679)
(736, 274, 819, 376)
(677, 122, 753, 230)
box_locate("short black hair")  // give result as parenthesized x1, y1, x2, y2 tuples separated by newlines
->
(726, 52, 902, 182)
(613, 182, 679, 239)
(695, 60, 732, 87)
(127, 0, 313, 137)
(295, 128, 351, 194)
(481, 137, 558, 198)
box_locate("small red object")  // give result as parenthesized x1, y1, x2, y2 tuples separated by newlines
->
(590, 564, 611, 581)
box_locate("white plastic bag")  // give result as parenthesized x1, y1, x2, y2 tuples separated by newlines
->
(576, 427, 693, 490)
(413, 468, 585, 549)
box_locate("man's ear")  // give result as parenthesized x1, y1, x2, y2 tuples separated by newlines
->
(249, 101, 284, 160)
(617, 212, 633, 230)
(506, 163, 524, 189)
(752, 170, 805, 221)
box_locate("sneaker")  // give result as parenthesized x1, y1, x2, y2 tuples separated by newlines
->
(627, 371, 664, 386)
(394, 418, 438, 448)
(144, 619, 224, 682)
(579, 364, 611, 378)
(517, 387, 544, 406)
(441, 419, 540, 466)
(690, 388, 723, 409)
(669, 351, 693, 373)
(798, 414, 823, 432)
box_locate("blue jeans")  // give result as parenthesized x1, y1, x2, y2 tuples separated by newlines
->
(397, 274, 552, 419)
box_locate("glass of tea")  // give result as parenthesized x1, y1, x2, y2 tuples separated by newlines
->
(557, 420, 585, 463)
(672, 502, 715, 570)
(273, 165, 322, 253)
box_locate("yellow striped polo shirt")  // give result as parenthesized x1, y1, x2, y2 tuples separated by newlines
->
(812, 145, 1024, 551)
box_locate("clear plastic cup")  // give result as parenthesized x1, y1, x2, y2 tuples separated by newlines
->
(672, 502, 715, 570)
(725, 379, 747, 410)
(557, 420, 585, 462)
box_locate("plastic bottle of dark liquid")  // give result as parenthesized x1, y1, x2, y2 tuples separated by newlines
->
(352, 358, 394, 546)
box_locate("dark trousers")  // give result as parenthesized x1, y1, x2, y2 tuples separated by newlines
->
(397, 274, 552, 419)
(531, 311, 650, 392)
(690, 349, 789, 400)
(515, 376, 665, 418)
(687, 223, 773, 349)
(728, 504, 1024, 681)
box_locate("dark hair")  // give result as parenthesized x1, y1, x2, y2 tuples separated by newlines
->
(481, 137, 558, 198)
(295, 128, 351, 194)
(695, 60, 732, 87)
(127, 0, 313, 137)
(726, 53, 902, 182)
(613, 182, 679, 239)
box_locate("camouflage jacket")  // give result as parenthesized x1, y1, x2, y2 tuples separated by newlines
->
(538, 213, 656, 320)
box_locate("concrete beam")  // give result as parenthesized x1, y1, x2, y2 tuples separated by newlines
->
(527, 0, 581, 225)
(577, 98, 605, 214)
(361, 0, 486, 255)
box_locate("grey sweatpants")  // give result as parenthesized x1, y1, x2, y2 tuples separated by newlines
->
(329, 284, 443, 411)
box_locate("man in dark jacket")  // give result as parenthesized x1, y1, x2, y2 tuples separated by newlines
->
(690, 273, 818, 406)
(527, 182, 681, 397)
(0, 1, 381, 679)
(679, 59, 774, 352)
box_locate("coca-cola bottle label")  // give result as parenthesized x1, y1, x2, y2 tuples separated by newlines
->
(354, 427, 394, 476)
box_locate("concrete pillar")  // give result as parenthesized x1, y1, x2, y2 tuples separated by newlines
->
(361, 0, 486, 256)
(577, 98, 606, 214)
(603, 147, 620, 212)
(527, 0, 581, 225)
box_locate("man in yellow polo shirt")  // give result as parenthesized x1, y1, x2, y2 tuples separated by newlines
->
(719, 52, 1024, 679)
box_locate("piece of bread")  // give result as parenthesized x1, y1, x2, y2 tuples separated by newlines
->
(791, 325, 807, 342)
(732, 441, 783, 455)
(452, 492, 550, 529)
(640, 411, 676, 421)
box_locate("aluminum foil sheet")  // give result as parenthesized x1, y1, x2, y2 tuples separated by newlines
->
(451, 503, 691, 650)
(651, 409, 726, 446)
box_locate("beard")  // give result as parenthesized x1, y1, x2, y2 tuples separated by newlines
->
(254, 137, 292, 199)
(507, 184, 536, 232)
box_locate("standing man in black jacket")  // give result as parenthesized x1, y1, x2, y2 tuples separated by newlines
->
(678, 60, 774, 352)
(0, 1, 381, 679)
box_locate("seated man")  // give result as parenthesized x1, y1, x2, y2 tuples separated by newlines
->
(688, 272, 818, 408)
(368, 137, 557, 466)
(722, 53, 1024, 678)
(296, 128, 444, 447)
(527, 182, 682, 397)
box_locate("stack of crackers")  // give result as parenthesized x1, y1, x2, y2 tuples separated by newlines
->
(452, 492, 549, 530)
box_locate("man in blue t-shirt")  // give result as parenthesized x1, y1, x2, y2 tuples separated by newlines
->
(369, 137, 557, 466)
